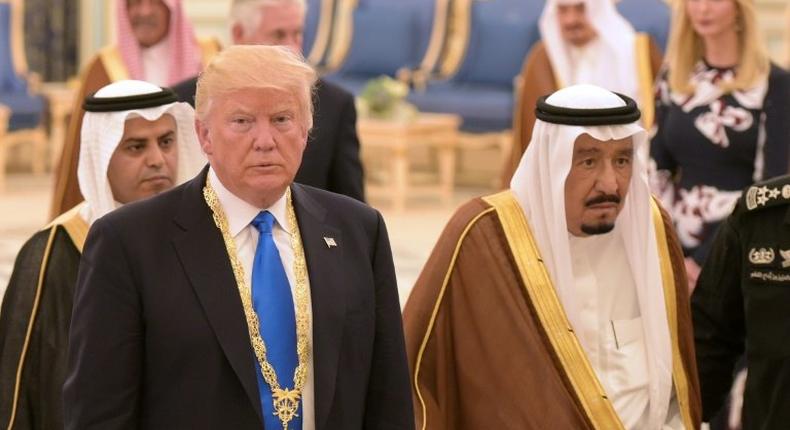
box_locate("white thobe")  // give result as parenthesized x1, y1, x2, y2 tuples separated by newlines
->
(140, 38, 170, 87)
(569, 231, 683, 430)
(567, 38, 640, 103)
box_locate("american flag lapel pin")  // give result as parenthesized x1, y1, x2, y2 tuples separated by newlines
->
(323, 237, 337, 248)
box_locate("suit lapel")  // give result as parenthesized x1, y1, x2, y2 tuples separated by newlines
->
(171, 168, 263, 424)
(291, 185, 346, 430)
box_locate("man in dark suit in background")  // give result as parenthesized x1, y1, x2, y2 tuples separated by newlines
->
(172, 0, 365, 202)
(64, 45, 413, 430)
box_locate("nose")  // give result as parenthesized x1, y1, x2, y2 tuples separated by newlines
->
(145, 144, 166, 168)
(136, 0, 158, 15)
(252, 124, 277, 152)
(594, 161, 619, 195)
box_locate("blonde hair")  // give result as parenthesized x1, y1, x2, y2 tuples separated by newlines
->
(230, 0, 307, 37)
(664, 0, 770, 94)
(195, 45, 317, 131)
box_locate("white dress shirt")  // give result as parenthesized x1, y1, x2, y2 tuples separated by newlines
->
(209, 168, 315, 430)
(569, 230, 683, 429)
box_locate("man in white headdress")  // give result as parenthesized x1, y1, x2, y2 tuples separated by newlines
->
(405, 84, 700, 429)
(0, 80, 204, 430)
(50, 0, 221, 218)
(502, 0, 664, 185)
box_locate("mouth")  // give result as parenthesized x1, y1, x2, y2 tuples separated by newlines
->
(587, 202, 618, 210)
(141, 175, 172, 185)
(249, 163, 280, 171)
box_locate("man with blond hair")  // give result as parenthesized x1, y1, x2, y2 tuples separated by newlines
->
(64, 45, 413, 430)
(173, 0, 364, 201)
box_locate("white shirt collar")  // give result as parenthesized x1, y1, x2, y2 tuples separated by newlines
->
(208, 167, 290, 237)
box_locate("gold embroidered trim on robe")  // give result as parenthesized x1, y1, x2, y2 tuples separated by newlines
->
(6, 228, 61, 429)
(98, 36, 221, 85)
(98, 46, 130, 83)
(650, 198, 695, 429)
(46, 202, 89, 252)
(483, 190, 624, 430)
(412, 207, 496, 430)
(7, 204, 89, 428)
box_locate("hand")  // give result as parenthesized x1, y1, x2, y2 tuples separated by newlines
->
(684, 257, 701, 295)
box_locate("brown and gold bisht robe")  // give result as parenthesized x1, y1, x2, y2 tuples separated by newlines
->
(403, 191, 701, 429)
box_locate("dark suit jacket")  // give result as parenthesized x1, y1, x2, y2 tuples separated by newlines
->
(63, 168, 413, 429)
(172, 77, 365, 202)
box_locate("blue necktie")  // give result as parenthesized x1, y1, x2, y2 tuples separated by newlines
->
(250, 211, 301, 430)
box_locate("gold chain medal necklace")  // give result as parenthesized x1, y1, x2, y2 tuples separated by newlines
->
(203, 179, 311, 430)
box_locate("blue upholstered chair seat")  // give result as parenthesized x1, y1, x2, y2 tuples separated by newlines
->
(303, 0, 321, 56)
(403, 0, 539, 133)
(339, 2, 423, 77)
(407, 82, 513, 133)
(0, 2, 46, 132)
(321, 72, 369, 96)
(325, 0, 434, 92)
(617, 0, 670, 51)
(0, 91, 45, 131)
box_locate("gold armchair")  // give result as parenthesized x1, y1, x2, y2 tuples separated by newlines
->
(0, 0, 48, 191)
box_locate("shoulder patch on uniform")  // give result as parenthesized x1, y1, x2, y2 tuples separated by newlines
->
(742, 175, 790, 211)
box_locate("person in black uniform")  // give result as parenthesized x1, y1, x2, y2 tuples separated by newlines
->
(693, 173, 790, 429)
(172, 0, 365, 202)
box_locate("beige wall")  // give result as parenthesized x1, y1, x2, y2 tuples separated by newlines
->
(182, 0, 232, 46)
(755, 0, 788, 66)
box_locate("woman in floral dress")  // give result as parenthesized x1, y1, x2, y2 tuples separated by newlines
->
(650, 0, 789, 291)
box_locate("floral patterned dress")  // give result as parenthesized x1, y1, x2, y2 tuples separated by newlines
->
(650, 62, 790, 264)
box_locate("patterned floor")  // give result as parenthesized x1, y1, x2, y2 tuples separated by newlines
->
(0, 174, 52, 301)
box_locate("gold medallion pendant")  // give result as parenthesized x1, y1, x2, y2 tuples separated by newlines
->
(273, 388, 302, 428)
(203, 179, 311, 429)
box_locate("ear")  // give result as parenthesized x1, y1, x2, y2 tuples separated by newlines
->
(195, 118, 213, 156)
(231, 23, 245, 45)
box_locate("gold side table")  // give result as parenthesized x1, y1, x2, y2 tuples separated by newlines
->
(358, 113, 461, 211)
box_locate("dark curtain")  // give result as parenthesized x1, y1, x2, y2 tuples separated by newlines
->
(24, 0, 79, 82)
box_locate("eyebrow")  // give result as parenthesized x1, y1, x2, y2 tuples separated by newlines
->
(121, 130, 175, 145)
(121, 137, 148, 145)
(227, 106, 295, 116)
(574, 148, 602, 157)
(227, 108, 254, 116)
(272, 108, 296, 116)
(615, 148, 634, 157)
(158, 131, 176, 140)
